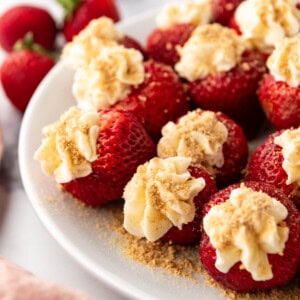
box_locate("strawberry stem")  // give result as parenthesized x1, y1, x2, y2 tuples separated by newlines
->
(56, 0, 82, 18)
(14, 32, 59, 61)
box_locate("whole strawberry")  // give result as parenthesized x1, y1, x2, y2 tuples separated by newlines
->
(35, 107, 155, 206)
(0, 5, 57, 52)
(123, 156, 217, 245)
(200, 181, 300, 292)
(0, 35, 56, 112)
(112, 60, 189, 141)
(246, 129, 300, 207)
(57, 0, 120, 41)
(146, 23, 196, 67)
(212, 0, 244, 25)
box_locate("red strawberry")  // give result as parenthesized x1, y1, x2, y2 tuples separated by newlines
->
(200, 181, 300, 292)
(0, 5, 57, 52)
(58, 0, 120, 42)
(146, 23, 196, 67)
(112, 60, 189, 141)
(188, 50, 267, 138)
(161, 165, 217, 245)
(258, 75, 300, 130)
(212, 0, 244, 26)
(62, 109, 156, 206)
(121, 35, 146, 59)
(214, 112, 248, 187)
(246, 130, 300, 206)
(0, 44, 55, 112)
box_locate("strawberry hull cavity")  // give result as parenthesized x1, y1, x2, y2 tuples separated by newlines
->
(200, 181, 300, 292)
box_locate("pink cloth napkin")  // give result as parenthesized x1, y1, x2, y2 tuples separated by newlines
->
(0, 257, 91, 300)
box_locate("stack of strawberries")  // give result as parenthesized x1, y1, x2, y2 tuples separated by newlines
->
(8, 0, 300, 297)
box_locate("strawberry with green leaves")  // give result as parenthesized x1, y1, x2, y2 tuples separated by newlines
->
(57, 0, 120, 41)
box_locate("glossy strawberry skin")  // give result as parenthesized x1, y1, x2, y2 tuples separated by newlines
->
(246, 130, 300, 206)
(258, 75, 300, 130)
(62, 110, 156, 206)
(112, 60, 189, 141)
(214, 112, 248, 187)
(212, 0, 244, 25)
(121, 35, 147, 59)
(161, 166, 218, 245)
(146, 23, 196, 67)
(0, 6, 57, 52)
(200, 181, 300, 292)
(188, 51, 267, 139)
(0, 50, 55, 112)
(63, 0, 120, 41)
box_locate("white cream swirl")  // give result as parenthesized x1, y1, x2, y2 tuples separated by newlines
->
(123, 157, 206, 242)
(34, 107, 100, 183)
(203, 185, 289, 281)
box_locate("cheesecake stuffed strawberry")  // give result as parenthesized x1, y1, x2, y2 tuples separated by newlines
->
(175, 24, 266, 138)
(246, 128, 300, 207)
(146, 0, 213, 66)
(258, 34, 300, 129)
(34, 107, 155, 206)
(232, 0, 300, 54)
(123, 156, 217, 245)
(200, 181, 300, 292)
(157, 109, 248, 187)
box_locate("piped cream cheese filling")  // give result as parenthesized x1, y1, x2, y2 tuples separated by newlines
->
(156, 0, 212, 29)
(235, 0, 300, 53)
(62, 17, 124, 69)
(203, 185, 289, 281)
(175, 24, 247, 81)
(123, 157, 206, 242)
(72, 46, 145, 110)
(157, 110, 228, 174)
(34, 107, 100, 183)
(267, 34, 300, 87)
(274, 128, 300, 185)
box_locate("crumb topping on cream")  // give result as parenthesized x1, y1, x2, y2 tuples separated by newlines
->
(267, 34, 300, 87)
(157, 110, 228, 174)
(175, 24, 247, 80)
(123, 157, 205, 242)
(274, 128, 300, 185)
(62, 17, 123, 69)
(156, 0, 212, 29)
(203, 184, 289, 281)
(72, 46, 145, 110)
(34, 107, 100, 183)
(235, 0, 300, 53)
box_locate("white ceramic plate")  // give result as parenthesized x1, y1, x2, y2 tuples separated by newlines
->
(19, 10, 268, 300)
